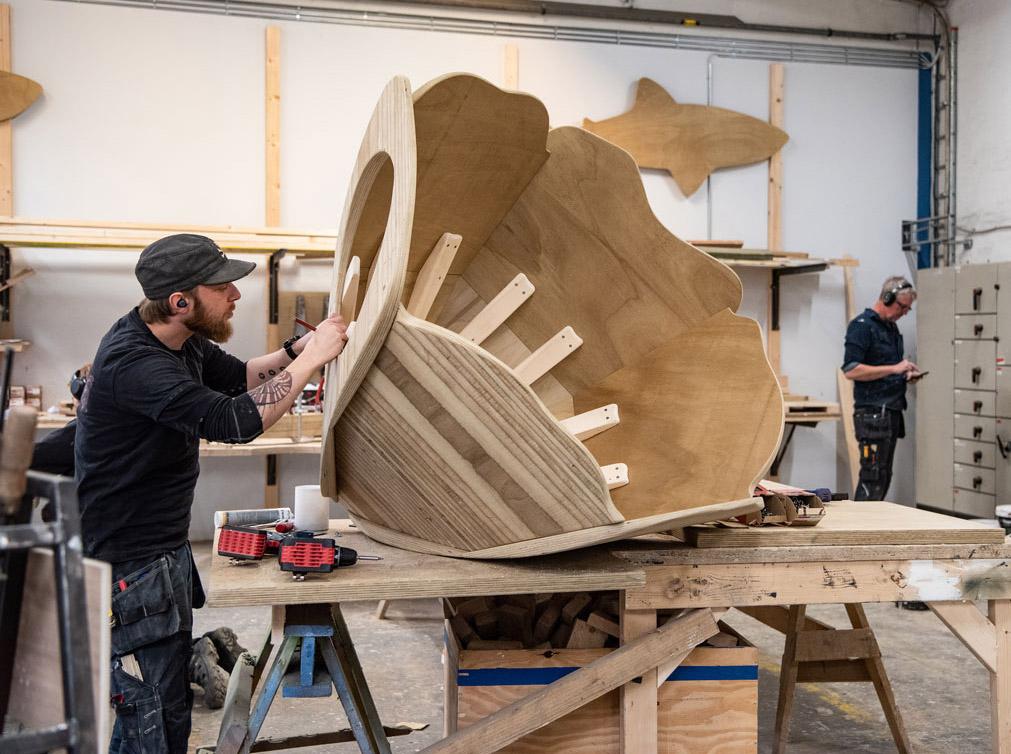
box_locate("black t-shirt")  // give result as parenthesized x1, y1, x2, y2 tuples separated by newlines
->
(842, 307, 907, 410)
(76, 308, 248, 562)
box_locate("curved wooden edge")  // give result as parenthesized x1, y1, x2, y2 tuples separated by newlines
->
(320, 75, 417, 497)
(350, 497, 763, 559)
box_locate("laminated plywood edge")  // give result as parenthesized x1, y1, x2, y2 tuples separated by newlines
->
(351, 496, 762, 559)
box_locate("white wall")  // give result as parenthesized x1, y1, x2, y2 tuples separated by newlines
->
(11, 0, 920, 537)
(950, 0, 1011, 265)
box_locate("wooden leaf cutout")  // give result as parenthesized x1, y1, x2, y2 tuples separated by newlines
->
(582, 77, 788, 196)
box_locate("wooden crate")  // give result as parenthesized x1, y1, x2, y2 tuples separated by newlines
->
(445, 622, 758, 753)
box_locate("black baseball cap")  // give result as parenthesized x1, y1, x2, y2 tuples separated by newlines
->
(135, 234, 256, 299)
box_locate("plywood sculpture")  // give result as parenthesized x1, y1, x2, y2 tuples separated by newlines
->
(320, 74, 783, 559)
(582, 77, 788, 197)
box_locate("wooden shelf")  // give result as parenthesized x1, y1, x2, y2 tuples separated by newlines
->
(0, 338, 30, 351)
(200, 438, 321, 457)
(0, 217, 337, 255)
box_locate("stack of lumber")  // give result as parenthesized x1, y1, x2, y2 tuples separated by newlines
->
(444, 592, 743, 651)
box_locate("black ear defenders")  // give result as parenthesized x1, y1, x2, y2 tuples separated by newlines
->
(177, 298, 188, 308)
(69, 369, 86, 400)
(882, 281, 913, 306)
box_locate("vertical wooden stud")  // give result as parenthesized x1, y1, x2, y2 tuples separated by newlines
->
(265, 26, 282, 228)
(264, 25, 282, 508)
(773, 603, 805, 754)
(619, 593, 657, 754)
(504, 43, 519, 89)
(990, 599, 1011, 753)
(766, 63, 784, 381)
(839, 255, 860, 491)
(0, 4, 12, 218)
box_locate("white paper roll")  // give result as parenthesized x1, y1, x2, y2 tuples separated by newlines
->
(294, 484, 329, 532)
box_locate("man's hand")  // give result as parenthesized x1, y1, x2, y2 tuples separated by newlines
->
(299, 315, 348, 369)
(892, 359, 918, 378)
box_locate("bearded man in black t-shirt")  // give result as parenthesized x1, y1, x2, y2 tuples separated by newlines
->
(76, 234, 348, 753)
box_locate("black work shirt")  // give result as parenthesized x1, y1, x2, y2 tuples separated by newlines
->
(842, 307, 907, 410)
(76, 308, 248, 563)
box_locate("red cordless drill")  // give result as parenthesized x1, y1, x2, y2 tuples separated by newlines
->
(279, 532, 382, 581)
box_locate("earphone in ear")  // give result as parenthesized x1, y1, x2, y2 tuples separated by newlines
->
(69, 369, 85, 400)
(177, 298, 188, 308)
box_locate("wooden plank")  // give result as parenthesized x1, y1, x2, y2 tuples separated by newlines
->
(767, 63, 784, 252)
(930, 600, 997, 673)
(582, 78, 788, 197)
(457, 273, 535, 345)
(444, 620, 460, 737)
(628, 558, 1011, 610)
(504, 43, 519, 89)
(793, 627, 878, 662)
(844, 604, 912, 753)
(735, 605, 834, 634)
(795, 659, 872, 684)
(558, 404, 619, 441)
(514, 326, 583, 385)
(206, 519, 647, 608)
(684, 500, 1006, 548)
(8, 549, 111, 750)
(587, 612, 621, 639)
(0, 215, 337, 238)
(0, 265, 31, 292)
(567, 618, 608, 649)
(773, 605, 804, 754)
(0, 4, 11, 217)
(354, 497, 760, 560)
(620, 595, 657, 754)
(407, 233, 462, 319)
(614, 538, 1011, 567)
(425, 607, 716, 754)
(990, 600, 1011, 754)
(265, 26, 281, 227)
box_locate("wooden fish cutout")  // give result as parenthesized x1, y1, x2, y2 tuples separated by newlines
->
(583, 77, 788, 197)
(0, 71, 41, 121)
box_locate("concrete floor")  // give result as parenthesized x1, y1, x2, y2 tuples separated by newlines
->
(188, 543, 993, 753)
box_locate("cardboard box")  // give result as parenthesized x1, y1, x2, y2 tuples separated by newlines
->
(445, 618, 758, 753)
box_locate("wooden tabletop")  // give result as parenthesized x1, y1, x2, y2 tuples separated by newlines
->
(206, 504, 1011, 608)
(206, 520, 645, 608)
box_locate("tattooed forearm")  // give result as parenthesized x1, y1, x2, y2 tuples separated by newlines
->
(248, 370, 293, 408)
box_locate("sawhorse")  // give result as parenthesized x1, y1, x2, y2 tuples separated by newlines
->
(740, 603, 911, 754)
(205, 603, 424, 754)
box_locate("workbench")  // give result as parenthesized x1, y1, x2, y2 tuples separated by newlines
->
(206, 502, 1011, 753)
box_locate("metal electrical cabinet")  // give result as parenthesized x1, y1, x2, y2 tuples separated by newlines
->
(916, 264, 1011, 518)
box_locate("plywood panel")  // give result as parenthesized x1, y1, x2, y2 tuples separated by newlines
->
(582, 78, 788, 197)
(8, 548, 111, 749)
(684, 500, 1005, 548)
(578, 308, 781, 519)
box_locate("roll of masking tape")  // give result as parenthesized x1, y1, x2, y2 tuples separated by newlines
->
(294, 484, 329, 532)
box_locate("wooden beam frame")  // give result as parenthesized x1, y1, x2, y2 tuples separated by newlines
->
(420, 607, 717, 754)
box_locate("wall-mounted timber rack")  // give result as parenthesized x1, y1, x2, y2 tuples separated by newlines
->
(3, 217, 341, 504)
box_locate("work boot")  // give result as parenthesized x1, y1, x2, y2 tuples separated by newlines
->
(203, 626, 247, 673)
(190, 636, 229, 709)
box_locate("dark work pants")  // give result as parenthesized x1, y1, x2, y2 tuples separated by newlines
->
(107, 542, 197, 754)
(854, 407, 904, 501)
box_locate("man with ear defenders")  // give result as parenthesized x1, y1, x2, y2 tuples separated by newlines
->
(842, 275, 922, 501)
(74, 234, 348, 753)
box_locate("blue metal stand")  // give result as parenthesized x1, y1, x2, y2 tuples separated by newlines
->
(239, 603, 392, 754)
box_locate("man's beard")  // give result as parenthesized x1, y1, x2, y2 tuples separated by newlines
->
(187, 295, 233, 343)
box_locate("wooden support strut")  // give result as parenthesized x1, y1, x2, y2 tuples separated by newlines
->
(458, 273, 534, 345)
(406, 233, 461, 319)
(559, 404, 620, 440)
(513, 325, 583, 385)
